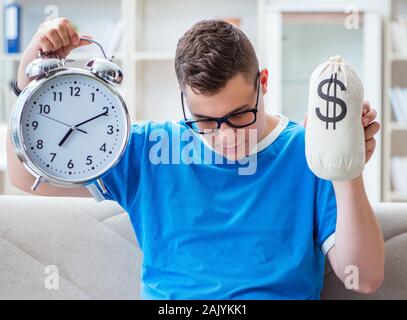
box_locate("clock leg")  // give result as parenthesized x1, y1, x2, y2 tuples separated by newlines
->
(96, 178, 107, 194)
(31, 175, 43, 191)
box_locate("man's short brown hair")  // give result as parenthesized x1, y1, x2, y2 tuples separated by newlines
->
(175, 19, 259, 95)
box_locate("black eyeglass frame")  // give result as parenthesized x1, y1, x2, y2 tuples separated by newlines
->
(181, 71, 261, 134)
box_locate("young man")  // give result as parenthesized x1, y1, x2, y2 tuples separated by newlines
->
(7, 18, 384, 299)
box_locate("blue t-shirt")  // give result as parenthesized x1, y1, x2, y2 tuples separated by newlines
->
(92, 115, 337, 299)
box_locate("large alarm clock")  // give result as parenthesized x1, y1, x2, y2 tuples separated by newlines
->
(10, 37, 130, 195)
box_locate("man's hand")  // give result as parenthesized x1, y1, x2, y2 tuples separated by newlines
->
(17, 18, 91, 91)
(302, 100, 380, 164)
(362, 101, 380, 164)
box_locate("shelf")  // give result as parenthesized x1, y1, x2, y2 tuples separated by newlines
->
(137, 0, 258, 53)
(390, 53, 407, 61)
(389, 122, 407, 131)
(71, 51, 123, 61)
(133, 52, 174, 61)
(388, 191, 407, 202)
(384, 2, 407, 202)
(0, 53, 21, 61)
(0, 51, 124, 62)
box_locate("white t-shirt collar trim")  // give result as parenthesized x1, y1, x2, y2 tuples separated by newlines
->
(249, 114, 289, 156)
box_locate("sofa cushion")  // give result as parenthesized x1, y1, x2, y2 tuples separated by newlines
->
(0, 196, 141, 299)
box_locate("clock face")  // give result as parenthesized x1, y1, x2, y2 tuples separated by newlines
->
(20, 72, 129, 183)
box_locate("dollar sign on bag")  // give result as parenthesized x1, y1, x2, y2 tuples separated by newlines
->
(315, 73, 347, 130)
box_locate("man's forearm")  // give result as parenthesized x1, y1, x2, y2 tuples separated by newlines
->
(331, 175, 384, 292)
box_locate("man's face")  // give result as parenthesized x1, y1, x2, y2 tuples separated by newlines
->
(183, 70, 268, 160)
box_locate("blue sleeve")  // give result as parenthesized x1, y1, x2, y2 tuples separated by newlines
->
(314, 177, 337, 255)
(92, 123, 148, 209)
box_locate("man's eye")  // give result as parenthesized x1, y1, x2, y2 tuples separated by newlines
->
(231, 114, 245, 120)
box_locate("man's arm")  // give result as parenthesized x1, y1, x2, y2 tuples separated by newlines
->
(327, 175, 384, 294)
(327, 101, 384, 294)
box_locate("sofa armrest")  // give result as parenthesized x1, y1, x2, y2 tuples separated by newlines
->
(322, 202, 407, 300)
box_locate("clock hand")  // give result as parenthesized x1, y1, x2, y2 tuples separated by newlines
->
(36, 113, 88, 134)
(74, 110, 109, 128)
(57, 110, 108, 147)
(58, 127, 74, 147)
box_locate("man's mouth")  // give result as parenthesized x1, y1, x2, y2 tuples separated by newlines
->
(218, 141, 245, 151)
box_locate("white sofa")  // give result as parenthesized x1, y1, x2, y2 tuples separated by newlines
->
(0, 195, 406, 300)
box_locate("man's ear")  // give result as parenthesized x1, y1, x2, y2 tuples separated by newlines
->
(260, 68, 268, 95)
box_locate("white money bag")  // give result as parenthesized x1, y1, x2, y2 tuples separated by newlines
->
(305, 55, 365, 181)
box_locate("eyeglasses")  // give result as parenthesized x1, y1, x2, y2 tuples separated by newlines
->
(181, 72, 261, 135)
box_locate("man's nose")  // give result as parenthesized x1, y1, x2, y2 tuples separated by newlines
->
(217, 122, 236, 139)
(219, 121, 229, 131)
